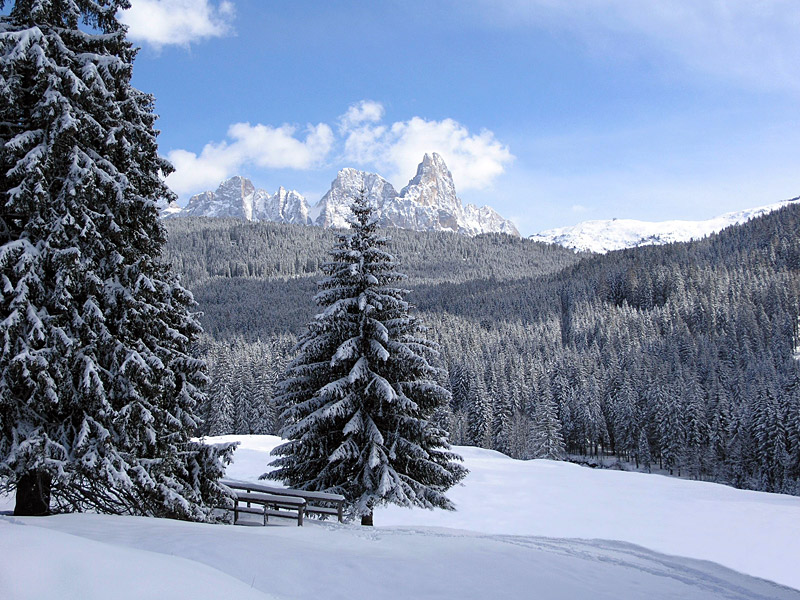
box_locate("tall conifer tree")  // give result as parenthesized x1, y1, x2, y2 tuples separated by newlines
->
(0, 0, 232, 518)
(268, 192, 466, 525)
(528, 396, 565, 460)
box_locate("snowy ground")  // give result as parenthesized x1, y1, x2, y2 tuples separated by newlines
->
(2, 434, 799, 599)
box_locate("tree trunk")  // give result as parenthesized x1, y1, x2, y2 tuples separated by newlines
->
(360, 511, 373, 526)
(14, 470, 51, 516)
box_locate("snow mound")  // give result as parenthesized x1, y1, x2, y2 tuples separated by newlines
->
(0, 517, 276, 600)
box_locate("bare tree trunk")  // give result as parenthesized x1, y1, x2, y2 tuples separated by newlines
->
(14, 470, 51, 516)
(360, 510, 373, 526)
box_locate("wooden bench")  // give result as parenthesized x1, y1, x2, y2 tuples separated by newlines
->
(232, 490, 306, 526)
(222, 479, 345, 525)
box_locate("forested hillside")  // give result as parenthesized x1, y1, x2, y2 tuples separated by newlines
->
(164, 206, 800, 495)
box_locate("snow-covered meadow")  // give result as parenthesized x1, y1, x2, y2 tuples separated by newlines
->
(2, 435, 800, 599)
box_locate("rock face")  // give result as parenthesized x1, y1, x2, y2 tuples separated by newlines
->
(171, 153, 519, 237)
(400, 152, 460, 212)
(182, 176, 256, 220)
(260, 187, 311, 225)
(160, 199, 183, 219)
(179, 177, 312, 225)
(315, 168, 399, 229)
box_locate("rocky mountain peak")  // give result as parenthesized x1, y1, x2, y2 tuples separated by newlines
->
(181, 177, 310, 225)
(218, 175, 254, 197)
(315, 169, 399, 229)
(400, 152, 459, 211)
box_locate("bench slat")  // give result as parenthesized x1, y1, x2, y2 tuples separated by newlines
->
(305, 506, 340, 516)
(265, 508, 303, 519)
(235, 506, 266, 515)
(236, 491, 306, 507)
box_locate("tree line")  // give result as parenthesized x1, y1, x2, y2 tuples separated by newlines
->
(167, 204, 800, 496)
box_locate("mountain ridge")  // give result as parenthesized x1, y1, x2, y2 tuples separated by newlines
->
(169, 153, 519, 237)
(531, 197, 800, 253)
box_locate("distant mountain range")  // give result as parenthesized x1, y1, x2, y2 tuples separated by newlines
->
(530, 197, 800, 253)
(165, 153, 519, 237)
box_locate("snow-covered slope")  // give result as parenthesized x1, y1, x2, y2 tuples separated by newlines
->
(172, 154, 519, 237)
(0, 518, 275, 600)
(215, 435, 800, 591)
(5, 512, 796, 600)
(2, 434, 799, 599)
(531, 197, 800, 253)
(159, 199, 183, 219)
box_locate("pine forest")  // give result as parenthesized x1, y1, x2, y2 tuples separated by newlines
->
(165, 204, 800, 496)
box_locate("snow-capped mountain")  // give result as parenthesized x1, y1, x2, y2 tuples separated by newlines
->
(314, 168, 399, 229)
(315, 153, 518, 236)
(531, 197, 800, 253)
(160, 199, 183, 218)
(175, 176, 312, 225)
(170, 154, 519, 237)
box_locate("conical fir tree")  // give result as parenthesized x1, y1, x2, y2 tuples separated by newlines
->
(268, 192, 467, 525)
(0, 0, 233, 518)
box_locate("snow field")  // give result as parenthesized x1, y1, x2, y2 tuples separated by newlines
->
(4, 513, 798, 600)
(215, 435, 800, 591)
(2, 434, 800, 599)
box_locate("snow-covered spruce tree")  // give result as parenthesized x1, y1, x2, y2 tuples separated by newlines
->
(0, 0, 234, 518)
(268, 192, 467, 525)
(528, 396, 565, 460)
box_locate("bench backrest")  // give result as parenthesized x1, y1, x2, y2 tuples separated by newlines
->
(222, 479, 345, 504)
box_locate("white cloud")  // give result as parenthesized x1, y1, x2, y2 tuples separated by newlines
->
(339, 100, 385, 132)
(120, 0, 235, 48)
(340, 103, 513, 191)
(165, 122, 333, 196)
(473, 0, 800, 92)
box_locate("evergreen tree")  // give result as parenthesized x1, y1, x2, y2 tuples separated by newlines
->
(491, 390, 513, 456)
(611, 380, 638, 460)
(466, 371, 492, 448)
(529, 396, 565, 460)
(207, 355, 235, 436)
(0, 0, 232, 518)
(653, 384, 684, 475)
(636, 429, 652, 472)
(268, 192, 466, 525)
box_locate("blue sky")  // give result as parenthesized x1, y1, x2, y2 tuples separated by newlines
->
(121, 0, 800, 235)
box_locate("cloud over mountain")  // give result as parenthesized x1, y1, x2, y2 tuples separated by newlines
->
(165, 100, 513, 200)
